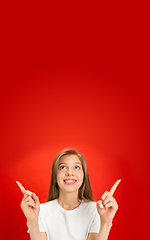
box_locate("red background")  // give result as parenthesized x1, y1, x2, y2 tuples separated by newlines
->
(1, 1, 149, 239)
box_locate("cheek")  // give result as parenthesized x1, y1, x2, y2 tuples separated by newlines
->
(57, 171, 64, 181)
(56, 172, 61, 182)
(78, 171, 84, 181)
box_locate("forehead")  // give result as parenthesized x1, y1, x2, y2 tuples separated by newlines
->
(59, 154, 81, 164)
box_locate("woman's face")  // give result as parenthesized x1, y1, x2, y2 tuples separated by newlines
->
(56, 154, 84, 194)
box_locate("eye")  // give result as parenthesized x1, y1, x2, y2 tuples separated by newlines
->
(59, 165, 66, 170)
(75, 165, 80, 169)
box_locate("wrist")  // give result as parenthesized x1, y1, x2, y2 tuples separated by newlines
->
(101, 220, 113, 230)
(97, 221, 112, 240)
(26, 219, 39, 229)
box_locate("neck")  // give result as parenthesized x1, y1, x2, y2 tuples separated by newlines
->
(58, 191, 81, 210)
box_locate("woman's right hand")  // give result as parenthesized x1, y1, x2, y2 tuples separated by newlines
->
(16, 181, 40, 223)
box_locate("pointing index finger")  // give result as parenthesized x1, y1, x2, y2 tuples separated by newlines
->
(16, 181, 26, 195)
(109, 179, 121, 196)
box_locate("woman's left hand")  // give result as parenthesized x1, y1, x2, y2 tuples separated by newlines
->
(97, 179, 121, 227)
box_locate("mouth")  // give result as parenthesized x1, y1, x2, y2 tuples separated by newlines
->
(64, 179, 77, 185)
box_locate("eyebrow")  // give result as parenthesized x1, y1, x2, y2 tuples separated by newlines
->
(59, 162, 81, 165)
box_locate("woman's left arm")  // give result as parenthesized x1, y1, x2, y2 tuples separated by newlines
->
(87, 179, 121, 240)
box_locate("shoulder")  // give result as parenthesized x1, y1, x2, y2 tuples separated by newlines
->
(80, 201, 97, 213)
(40, 199, 57, 212)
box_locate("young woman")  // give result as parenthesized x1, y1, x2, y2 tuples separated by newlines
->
(16, 148, 121, 240)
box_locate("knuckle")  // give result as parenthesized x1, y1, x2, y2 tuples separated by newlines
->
(34, 193, 38, 199)
(24, 190, 28, 195)
(112, 196, 115, 201)
(26, 190, 32, 195)
(102, 191, 109, 199)
(101, 191, 108, 198)
(20, 201, 24, 209)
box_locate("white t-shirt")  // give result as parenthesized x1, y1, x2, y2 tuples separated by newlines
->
(37, 199, 100, 240)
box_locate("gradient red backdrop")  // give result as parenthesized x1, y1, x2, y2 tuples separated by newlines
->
(1, 1, 149, 239)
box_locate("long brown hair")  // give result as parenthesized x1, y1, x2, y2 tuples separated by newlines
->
(47, 148, 94, 202)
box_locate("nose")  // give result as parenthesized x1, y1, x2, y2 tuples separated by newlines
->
(65, 168, 74, 176)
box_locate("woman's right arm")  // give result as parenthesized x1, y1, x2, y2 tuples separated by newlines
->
(27, 220, 46, 240)
(16, 181, 47, 240)
(27, 220, 47, 240)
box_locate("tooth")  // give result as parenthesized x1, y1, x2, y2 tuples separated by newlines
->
(65, 180, 75, 182)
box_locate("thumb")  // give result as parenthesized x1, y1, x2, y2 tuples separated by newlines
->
(97, 200, 105, 210)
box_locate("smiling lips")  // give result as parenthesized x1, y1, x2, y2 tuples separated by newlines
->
(64, 179, 77, 185)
